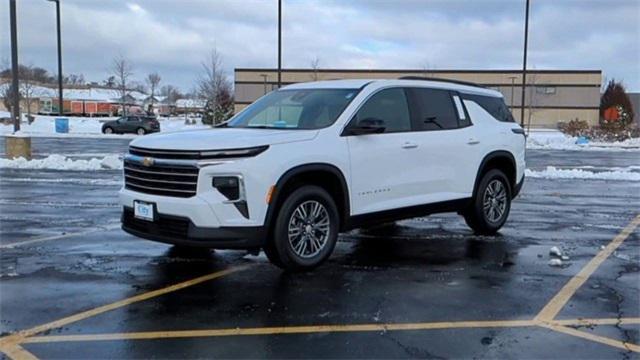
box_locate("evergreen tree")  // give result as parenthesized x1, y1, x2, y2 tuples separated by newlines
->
(600, 79, 634, 128)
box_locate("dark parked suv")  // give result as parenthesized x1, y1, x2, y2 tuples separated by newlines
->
(102, 115, 160, 135)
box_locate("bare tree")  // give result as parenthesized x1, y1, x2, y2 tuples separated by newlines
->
(160, 84, 182, 104)
(110, 55, 134, 116)
(1, 83, 20, 118)
(526, 71, 547, 133)
(310, 56, 321, 81)
(421, 61, 435, 78)
(64, 73, 85, 85)
(103, 76, 116, 88)
(18, 65, 37, 122)
(197, 48, 233, 125)
(145, 72, 161, 108)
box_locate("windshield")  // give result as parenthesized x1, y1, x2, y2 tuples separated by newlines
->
(227, 88, 359, 129)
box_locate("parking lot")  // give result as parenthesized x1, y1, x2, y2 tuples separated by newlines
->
(0, 137, 639, 359)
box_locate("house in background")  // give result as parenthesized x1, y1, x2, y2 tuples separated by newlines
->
(142, 95, 176, 117)
(0, 81, 149, 117)
(175, 98, 206, 115)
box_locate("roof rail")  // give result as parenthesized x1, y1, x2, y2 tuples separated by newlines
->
(398, 76, 487, 89)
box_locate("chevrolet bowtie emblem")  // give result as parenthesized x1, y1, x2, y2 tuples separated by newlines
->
(141, 157, 155, 167)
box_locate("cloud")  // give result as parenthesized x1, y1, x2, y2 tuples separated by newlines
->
(1, 0, 638, 91)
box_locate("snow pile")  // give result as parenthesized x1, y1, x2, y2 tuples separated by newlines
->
(527, 130, 640, 151)
(526, 166, 640, 181)
(548, 246, 570, 267)
(0, 154, 122, 171)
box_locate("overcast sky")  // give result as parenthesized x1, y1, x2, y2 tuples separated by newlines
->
(1, 0, 639, 91)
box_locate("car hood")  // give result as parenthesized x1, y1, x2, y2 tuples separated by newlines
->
(129, 128, 318, 150)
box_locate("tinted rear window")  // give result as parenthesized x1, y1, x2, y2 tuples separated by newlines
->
(409, 88, 459, 130)
(462, 94, 515, 123)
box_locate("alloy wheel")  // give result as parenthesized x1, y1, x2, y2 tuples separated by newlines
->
(287, 200, 331, 258)
(483, 179, 507, 223)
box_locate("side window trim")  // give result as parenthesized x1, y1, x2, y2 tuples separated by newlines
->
(451, 91, 473, 128)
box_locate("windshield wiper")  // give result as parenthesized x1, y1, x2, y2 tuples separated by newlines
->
(245, 125, 280, 129)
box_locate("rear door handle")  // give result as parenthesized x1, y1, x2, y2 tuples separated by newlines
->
(467, 138, 480, 145)
(401, 142, 418, 149)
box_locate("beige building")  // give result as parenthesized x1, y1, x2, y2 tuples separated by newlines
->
(234, 68, 602, 128)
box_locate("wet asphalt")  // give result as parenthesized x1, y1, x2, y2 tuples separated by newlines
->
(0, 137, 639, 359)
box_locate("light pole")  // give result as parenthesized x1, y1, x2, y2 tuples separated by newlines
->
(9, 0, 20, 132)
(519, 0, 530, 127)
(509, 75, 517, 110)
(260, 74, 268, 94)
(277, 0, 282, 89)
(47, 0, 63, 116)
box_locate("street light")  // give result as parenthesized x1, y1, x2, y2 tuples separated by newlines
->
(519, 0, 530, 127)
(277, 0, 282, 89)
(9, 0, 20, 132)
(46, 0, 63, 116)
(260, 74, 269, 94)
(509, 76, 517, 110)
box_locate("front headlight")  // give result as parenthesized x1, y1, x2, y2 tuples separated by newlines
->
(200, 145, 268, 159)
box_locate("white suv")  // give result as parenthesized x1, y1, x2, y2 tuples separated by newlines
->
(120, 78, 525, 270)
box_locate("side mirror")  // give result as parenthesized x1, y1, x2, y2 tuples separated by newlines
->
(348, 117, 386, 135)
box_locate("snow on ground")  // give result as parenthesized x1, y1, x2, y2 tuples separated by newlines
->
(527, 129, 640, 151)
(526, 165, 640, 181)
(0, 115, 209, 138)
(0, 154, 122, 171)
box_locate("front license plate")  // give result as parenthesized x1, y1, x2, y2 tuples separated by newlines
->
(134, 201, 154, 221)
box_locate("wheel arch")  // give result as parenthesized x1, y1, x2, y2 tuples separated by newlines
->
(264, 163, 350, 236)
(473, 151, 517, 199)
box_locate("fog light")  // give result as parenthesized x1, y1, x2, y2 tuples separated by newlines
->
(212, 176, 240, 200)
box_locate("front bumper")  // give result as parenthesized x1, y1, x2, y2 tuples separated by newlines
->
(121, 207, 266, 248)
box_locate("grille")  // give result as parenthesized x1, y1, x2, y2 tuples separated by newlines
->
(122, 208, 189, 238)
(124, 159, 199, 198)
(130, 146, 201, 160)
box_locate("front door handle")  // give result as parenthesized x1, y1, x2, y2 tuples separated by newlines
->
(467, 138, 480, 145)
(401, 142, 418, 149)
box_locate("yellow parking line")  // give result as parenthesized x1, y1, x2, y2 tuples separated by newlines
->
(535, 214, 640, 322)
(0, 343, 39, 360)
(0, 264, 251, 346)
(552, 317, 640, 326)
(21, 319, 535, 343)
(539, 322, 640, 353)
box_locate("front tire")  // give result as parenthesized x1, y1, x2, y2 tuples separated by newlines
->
(265, 185, 339, 271)
(136, 128, 146, 135)
(464, 169, 511, 235)
(103, 127, 113, 134)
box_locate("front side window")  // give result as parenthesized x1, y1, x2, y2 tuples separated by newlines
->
(409, 88, 459, 130)
(227, 89, 359, 130)
(353, 88, 411, 133)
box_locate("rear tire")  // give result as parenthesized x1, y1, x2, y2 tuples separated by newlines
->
(265, 185, 339, 271)
(136, 128, 146, 135)
(464, 169, 511, 235)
